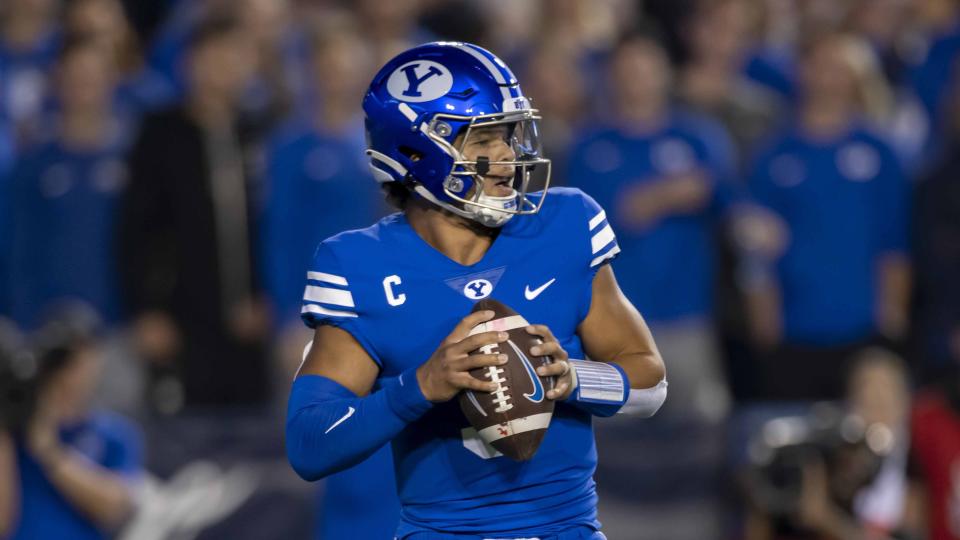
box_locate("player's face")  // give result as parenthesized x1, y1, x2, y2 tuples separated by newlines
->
(457, 124, 518, 198)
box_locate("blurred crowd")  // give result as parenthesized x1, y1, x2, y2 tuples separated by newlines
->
(1, 0, 960, 538)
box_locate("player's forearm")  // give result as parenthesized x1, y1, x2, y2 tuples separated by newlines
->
(0, 432, 18, 537)
(565, 357, 667, 418)
(38, 447, 136, 530)
(286, 370, 431, 481)
(612, 351, 665, 390)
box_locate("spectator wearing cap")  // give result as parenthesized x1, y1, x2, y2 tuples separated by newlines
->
(746, 33, 909, 401)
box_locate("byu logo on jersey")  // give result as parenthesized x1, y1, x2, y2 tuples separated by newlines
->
(386, 60, 453, 103)
(463, 279, 492, 299)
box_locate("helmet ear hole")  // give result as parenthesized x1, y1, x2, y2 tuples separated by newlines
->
(398, 146, 423, 162)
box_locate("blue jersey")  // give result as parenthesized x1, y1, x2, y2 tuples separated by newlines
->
(566, 111, 737, 323)
(0, 30, 60, 125)
(12, 412, 142, 540)
(5, 135, 129, 329)
(749, 124, 908, 345)
(300, 187, 619, 537)
(317, 445, 400, 540)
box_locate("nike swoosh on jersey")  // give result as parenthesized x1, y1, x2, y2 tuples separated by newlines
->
(324, 406, 356, 434)
(524, 278, 556, 300)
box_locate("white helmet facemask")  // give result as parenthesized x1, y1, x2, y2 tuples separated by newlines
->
(416, 110, 551, 228)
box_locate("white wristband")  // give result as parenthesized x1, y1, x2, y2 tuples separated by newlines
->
(619, 379, 668, 417)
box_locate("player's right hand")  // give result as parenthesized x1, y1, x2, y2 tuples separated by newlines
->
(416, 310, 509, 402)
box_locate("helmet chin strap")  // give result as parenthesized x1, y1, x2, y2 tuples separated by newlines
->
(467, 190, 516, 227)
(411, 183, 516, 228)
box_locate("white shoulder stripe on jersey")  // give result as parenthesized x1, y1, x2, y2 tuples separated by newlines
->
(590, 245, 621, 268)
(590, 224, 616, 254)
(588, 210, 606, 231)
(302, 303, 358, 318)
(307, 271, 348, 286)
(304, 285, 355, 308)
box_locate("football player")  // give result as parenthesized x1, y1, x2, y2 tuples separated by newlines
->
(286, 42, 667, 539)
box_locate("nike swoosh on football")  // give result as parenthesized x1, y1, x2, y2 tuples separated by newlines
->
(524, 278, 556, 300)
(324, 406, 356, 434)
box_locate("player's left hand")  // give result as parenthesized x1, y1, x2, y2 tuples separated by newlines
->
(525, 325, 575, 401)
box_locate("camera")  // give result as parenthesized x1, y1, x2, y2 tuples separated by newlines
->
(744, 404, 895, 517)
(0, 310, 100, 436)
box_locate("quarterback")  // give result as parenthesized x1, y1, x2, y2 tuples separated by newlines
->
(286, 42, 667, 539)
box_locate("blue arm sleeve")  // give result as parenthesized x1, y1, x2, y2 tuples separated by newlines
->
(285, 369, 432, 481)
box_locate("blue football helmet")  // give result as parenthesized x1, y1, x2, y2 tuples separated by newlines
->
(362, 41, 551, 227)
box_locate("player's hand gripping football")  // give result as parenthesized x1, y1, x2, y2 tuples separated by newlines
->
(526, 325, 576, 401)
(416, 310, 509, 402)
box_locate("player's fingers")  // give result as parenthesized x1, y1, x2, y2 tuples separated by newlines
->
(444, 310, 496, 344)
(450, 353, 507, 372)
(536, 360, 569, 377)
(450, 330, 508, 355)
(530, 340, 568, 361)
(525, 324, 558, 344)
(546, 381, 570, 400)
(454, 373, 499, 393)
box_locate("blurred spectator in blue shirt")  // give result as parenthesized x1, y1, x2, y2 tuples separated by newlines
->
(262, 24, 397, 540)
(63, 0, 176, 121)
(519, 39, 588, 186)
(264, 24, 383, 346)
(567, 32, 736, 423)
(746, 32, 910, 401)
(0, 312, 143, 540)
(5, 35, 130, 331)
(739, 0, 799, 101)
(0, 0, 60, 144)
(677, 0, 783, 169)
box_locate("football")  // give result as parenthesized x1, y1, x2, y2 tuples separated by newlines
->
(459, 299, 556, 461)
